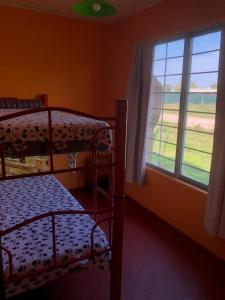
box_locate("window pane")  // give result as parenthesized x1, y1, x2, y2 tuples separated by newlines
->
(147, 153, 175, 173)
(167, 39, 185, 57)
(151, 110, 179, 127)
(148, 153, 159, 166)
(192, 31, 221, 54)
(180, 29, 221, 186)
(147, 37, 184, 174)
(190, 51, 220, 73)
(158, 155, 175, 172)
(166, 57, 183, 75)
(153, 60, 166, 76)
(151, 76, 164, 92)
(182, 148, 212, 172)
(149, 124, 178, 144)
(146, 143, 176, 172)
(160, 142, 176, 160)
(185, 112, 215, 134)
(149, 95, 164, 109)
(148, 107, 163, 126)
(154, 43, 167, 60)
(150, 139, 160, 153)
(181, 165, 209, 185)
(149, 141, 176, 171)
(162, 110, 179, 127)
(187, 93, 217, 113)
(161, 127, 178, 145)
(146, 125, 160, 139)
(184, 130, 213, 153)
(165, 75, 182, 92)
(189, 72, 218, 92)
(164, 93, 180, 110)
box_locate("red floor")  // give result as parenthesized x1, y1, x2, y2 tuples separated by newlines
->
(13, 190, 225, 300)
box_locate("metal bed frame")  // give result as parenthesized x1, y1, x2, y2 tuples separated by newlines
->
(0, 94, 127, 300)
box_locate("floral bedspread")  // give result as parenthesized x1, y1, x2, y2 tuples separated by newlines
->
(0, 109, 112, 157)
(0, 175, 110, 298)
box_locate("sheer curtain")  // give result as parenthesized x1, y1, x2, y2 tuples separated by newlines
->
(205, 24, 225, 238)
(126, 41, 153, 184)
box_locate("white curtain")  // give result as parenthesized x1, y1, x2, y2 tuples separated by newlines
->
(205, 24, 225, 238)
(126, 41, 153, 184)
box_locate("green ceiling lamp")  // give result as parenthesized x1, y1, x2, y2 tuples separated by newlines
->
(73, 0, 118, 17)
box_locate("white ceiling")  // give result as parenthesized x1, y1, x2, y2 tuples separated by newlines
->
(0, 0, 161, 23)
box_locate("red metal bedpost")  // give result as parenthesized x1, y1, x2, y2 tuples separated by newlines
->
(110, 99, 127, 300)
(39, 94, 48, 107)
(0, 239, 6, 300)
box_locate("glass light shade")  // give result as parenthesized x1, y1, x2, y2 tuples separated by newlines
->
(73, 0, 118, 17)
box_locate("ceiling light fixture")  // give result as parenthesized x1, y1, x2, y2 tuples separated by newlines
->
(73, 0, 118, 17)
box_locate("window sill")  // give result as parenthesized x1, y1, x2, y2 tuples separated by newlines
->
(145, 164, 208, 195)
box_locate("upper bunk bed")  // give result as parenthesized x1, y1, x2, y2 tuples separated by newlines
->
(0, 94, 112, 159)
(0, 94, 127, 300)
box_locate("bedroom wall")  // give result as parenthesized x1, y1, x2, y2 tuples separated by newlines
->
(0, 5, 109, 188)
(0, 5, 108, 114)
(99, 0, 225, 261)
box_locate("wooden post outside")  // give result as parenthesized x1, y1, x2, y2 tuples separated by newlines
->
(110, 99, 127, 300)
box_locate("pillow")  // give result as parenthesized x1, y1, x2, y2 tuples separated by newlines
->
(0, 157, 49, 176)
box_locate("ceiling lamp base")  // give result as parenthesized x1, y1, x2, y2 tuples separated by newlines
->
(73, 0, 118, 17)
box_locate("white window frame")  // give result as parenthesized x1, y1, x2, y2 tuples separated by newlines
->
(146, 25, 223, 190)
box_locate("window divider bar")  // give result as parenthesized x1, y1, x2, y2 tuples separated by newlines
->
(186, 110, 215, 115)
(191, 48, 220, 56)
(147, 151, 176, 163)
(149, 108, 180, 112)
(182, 163, 210, 174)
(147, 137, 177, 147)
(151, 91, 217, 95)
(154, 54, 184, 61)
(185, 128, 214, 135)
(189, 70, 218, 75)
(147, 122, 178, 129)
(184, 146, 212, 155)
(158, 44, 168, 167)
(175, 35, 191, 177)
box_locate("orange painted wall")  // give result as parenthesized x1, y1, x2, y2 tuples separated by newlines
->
(0, 5, 108, 114)
(98, 0, 225, 260)
(0, 5, 109, 188)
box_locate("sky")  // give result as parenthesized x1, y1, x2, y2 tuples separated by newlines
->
(153, 31, 221, 89)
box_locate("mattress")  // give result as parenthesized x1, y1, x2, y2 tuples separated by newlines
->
(0, 109, 112, 157)
(0, 175, 110, 298)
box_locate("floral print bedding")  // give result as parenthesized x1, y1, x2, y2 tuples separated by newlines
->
(0, 109, 112, 158)
(0, 175, 110, 298)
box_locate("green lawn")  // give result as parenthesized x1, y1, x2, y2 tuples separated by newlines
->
(164, 103, 216, 114)
(147, 94, 216, 185)
(147, 115, 213, 186)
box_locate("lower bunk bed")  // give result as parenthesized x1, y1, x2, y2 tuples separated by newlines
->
(0, 175, 110, 298)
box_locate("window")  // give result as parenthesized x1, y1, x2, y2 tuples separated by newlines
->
(146, 28, 222, 188)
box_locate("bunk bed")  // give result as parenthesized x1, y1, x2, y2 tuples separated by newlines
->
(0, 94, 127, 300)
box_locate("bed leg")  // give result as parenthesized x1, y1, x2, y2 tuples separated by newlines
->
(0, 238, 6, 300)
(92, 150, 97, 210)
(110, 100, 127, 300)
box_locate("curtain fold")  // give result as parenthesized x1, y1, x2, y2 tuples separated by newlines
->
(205, 24, 225, 238)
(126, 41, 153, 184)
